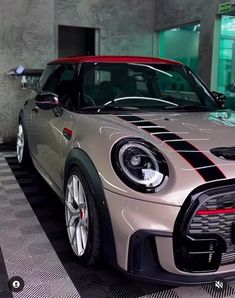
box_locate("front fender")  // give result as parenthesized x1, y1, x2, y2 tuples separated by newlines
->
(64, 148, 117, 264)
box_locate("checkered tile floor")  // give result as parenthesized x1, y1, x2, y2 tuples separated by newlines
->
(1, 147, 235, 297)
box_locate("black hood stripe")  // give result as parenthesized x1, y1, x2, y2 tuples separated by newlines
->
(118, 115, 226, 182)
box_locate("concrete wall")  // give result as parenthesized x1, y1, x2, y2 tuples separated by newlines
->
(55, 0, 155, 57)
(155, 0, 228, 88)
(1, 0, 229, 141)
(0, 0, 55, 142)
(0, 0, 155, 142)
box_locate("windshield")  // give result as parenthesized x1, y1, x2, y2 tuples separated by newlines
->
(81, 62, 219, 112)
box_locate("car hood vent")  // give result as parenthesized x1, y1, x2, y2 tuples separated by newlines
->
(210, 146, 235, 160)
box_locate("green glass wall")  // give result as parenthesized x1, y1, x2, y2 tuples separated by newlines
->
(217, 15, 235, 108)
(159, 24, 200, 74)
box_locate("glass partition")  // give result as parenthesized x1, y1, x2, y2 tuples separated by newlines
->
(159, 23, 200, 74)
(217, 15, 235, 108)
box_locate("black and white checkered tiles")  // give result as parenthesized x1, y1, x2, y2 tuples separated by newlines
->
(1, 150, 235, 298)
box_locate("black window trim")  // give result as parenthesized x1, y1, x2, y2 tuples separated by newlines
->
(39, 63, 80, 112)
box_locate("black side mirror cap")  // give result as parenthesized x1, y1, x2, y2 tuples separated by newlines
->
(35, 92, 59, 110)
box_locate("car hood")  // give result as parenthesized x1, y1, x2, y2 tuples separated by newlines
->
(107, 109, 235, 156)
(115, 110, 235, 151)
(77, 110, 235, 206)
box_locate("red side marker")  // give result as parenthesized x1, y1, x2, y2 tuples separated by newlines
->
(63, 128, 73, 140)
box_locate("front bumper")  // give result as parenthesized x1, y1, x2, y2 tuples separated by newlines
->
(104, 189, 179, 272)
(104, 180, 235, 285)
(125, 231, 235, 285)
(174, 181, 235, 275)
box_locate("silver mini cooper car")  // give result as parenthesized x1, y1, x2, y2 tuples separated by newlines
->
(17, 56, 235, 285)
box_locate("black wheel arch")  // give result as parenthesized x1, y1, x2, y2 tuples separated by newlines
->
(18, 109, 24, 123)
(64, 148, 117, 264)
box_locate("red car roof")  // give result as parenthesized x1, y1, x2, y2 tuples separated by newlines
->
(49, 55, 181, 65)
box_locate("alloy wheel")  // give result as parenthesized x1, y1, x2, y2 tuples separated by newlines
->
(65, 174, 89, 257)
(16, 124, 24, 163)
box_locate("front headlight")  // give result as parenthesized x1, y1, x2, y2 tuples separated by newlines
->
(111, 138, 169, 193)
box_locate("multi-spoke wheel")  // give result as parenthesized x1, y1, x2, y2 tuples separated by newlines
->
(65, 168, 100, 265)
(16, 122, 30, 165)
(16, 123, 24, 163)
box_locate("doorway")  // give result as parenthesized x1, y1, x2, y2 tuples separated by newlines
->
(58, 25, 97, 57)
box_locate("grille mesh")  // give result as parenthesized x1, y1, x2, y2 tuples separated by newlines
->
(189, 194, 235, 265)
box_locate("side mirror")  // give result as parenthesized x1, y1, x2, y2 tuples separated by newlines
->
(211, 91, 226, 107)
(35, 92, 59, 110)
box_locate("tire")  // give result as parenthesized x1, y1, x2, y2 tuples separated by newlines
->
(65, 167, 100, 265)
(16, 122, 30, 166)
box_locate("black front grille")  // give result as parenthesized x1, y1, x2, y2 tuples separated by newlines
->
(221, 252, 235, 265)
(189, 193, 235, 264)
(174, 183, 235, 272)
(189, 213, 235, 251)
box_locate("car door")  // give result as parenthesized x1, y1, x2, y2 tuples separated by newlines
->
(29, 63, 78, 192)
(25, 64, 58, 158)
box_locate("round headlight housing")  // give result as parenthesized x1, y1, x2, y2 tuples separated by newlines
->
(111, 138, 169, 193)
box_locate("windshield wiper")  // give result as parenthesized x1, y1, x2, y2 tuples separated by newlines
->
(160, 95, 182, 101)
(164, 104, 213, 111)
(80, 105, 140, 113)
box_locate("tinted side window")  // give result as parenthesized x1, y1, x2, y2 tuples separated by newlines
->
(39, 65, 58, 91)
(42, 64, 76, 106)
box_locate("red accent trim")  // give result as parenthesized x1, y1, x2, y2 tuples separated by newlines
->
(35, 100, 56, 104)
(79, 209, 83, 219)
(161, 140, 226, 181)
(63, 128, 73, 136)
(129, 120, 226, 181)
(49, 55, 182, 65)
(197, 208, 235, 215)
